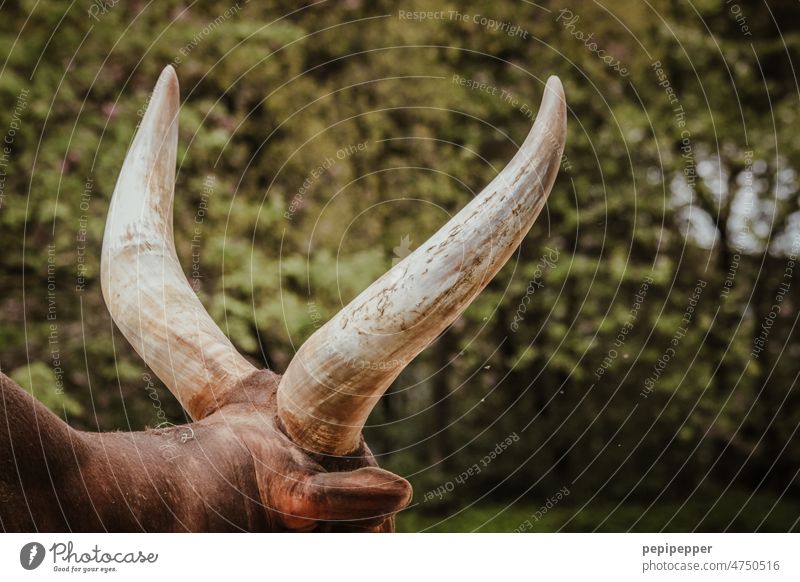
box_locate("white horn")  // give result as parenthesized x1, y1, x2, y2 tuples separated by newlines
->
(101, 66, 257, 420)
(278, 76, 567, 455)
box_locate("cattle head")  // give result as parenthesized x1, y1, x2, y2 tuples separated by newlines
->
(94, 65, 566, 531)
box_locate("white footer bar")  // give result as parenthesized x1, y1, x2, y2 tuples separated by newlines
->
(1, 533, 796, 581)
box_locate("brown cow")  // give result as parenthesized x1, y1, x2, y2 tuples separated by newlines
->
(0, 66, 566, 532)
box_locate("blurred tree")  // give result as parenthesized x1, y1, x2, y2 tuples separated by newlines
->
(0, 0, 797, 530)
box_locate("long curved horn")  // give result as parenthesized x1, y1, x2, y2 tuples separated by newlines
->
(278, 76, 567, 455)
(101, 66, 257, 420)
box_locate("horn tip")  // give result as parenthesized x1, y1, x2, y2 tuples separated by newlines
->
(534, 75, 567, 144)
(159, 64, 178, 85)
(134, 64, 180, 145)
(545, 75, 564, 93)
(543, 75, 566, 115)
(153, 65, 180, 104)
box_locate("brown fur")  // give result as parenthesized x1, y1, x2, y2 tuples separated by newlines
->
(0, 371, 411, 532)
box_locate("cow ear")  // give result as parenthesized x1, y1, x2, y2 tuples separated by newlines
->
(283, 467, 412, 530)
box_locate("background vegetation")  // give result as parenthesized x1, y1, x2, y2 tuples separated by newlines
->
(1, 0, 798, 531)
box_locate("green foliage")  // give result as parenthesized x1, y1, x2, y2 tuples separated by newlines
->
(1, 0, 798, 531)
(399, 489, 800, 532)
(10, 362, 83, 417)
